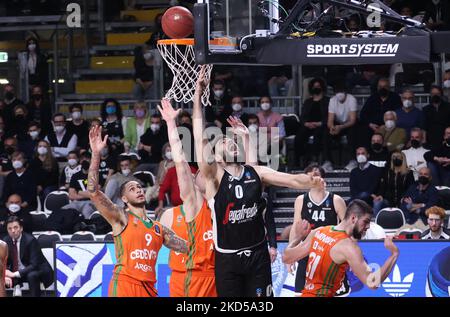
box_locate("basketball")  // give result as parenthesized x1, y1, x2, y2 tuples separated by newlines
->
(161, 6, 194, 39)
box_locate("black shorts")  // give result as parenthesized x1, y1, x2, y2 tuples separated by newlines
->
(215, 242, 273, 297)
(295, 257, 308, 293)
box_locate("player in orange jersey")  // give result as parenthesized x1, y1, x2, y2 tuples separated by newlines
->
(87, 125, 188, 297)
(158, 98, 216, 297)
(283, 199, 399, 297)
(0, 240, 7, 297)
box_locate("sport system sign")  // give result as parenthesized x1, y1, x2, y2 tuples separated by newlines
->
(306, 43, 399, 58)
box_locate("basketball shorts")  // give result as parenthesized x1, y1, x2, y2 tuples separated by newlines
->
(170, 270, 217, 297)
(109, 274, 157, 297)
(295, 257, 308, 292)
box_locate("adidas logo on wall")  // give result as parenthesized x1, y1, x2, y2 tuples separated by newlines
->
(382, 265, 414, 297)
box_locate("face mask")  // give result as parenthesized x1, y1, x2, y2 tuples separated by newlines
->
(232, 103, 242, 112)
(393, 158, 403, 167)
(54, 125, 65, 133)
(15, 114, 25, 121)
(29, 131, 39, 140)
(12, 160, 23, 170)
(431, 95, 441, 104)
(122, 168, 131, 176)
(5, 147, 15, 156)
(143, 52, 153, 60)
(135, 109, 146, 118)
(385, 120, 396, 130)
(31, 94, 42, 101)
(248, 124, 258, 133)
(311, 87, 322, 95)
(214, 90, 224, 98)
(443, 80, 450, 89)
(106, 105, 116, 114)
(37, 146, 48, 155)
(68, 159, 78, 167)
(378, 88, 389, 97)
(418, 176, 429, 185)
(8, 203, 21, 214)
(411, 139, 421, 148)
(165, 151, 173, 160)
(5, 92, 14, 100)
(28, 44, 36, 51)
(403, 100, 413, 108)
(357, 154, 367, 164)
(371, 143, 383, 152)
(336, 93, 346, 102)
(71, 111, 81, 120)
(260, 103, 271, 111)
(150, 123, 160, 132)
(81, 160, 90, 171)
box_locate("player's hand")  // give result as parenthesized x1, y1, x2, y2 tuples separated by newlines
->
(89, 125, 108, 155)
(4, 277, 12, 288)
(269, 247, 277, 264)
(311, 176, 325, 189)
(287, 263, 297, 274)
(227, 116, 249, 137)
(195, 65, 209, 96)
(294, 219, 311, 241)
(157, 98, 181, 123)
(384, 235, 399, 256)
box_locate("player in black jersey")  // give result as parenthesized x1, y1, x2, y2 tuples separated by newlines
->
(289, 163, 346, 292)
(192, 67, 324, 297)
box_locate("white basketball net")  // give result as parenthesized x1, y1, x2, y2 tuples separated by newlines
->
(157, 41, 213, 105)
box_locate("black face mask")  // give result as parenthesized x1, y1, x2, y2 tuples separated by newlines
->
(393, 158, 403, 167)
(446, 138, 450, 146)
(81, 160, 90, 171)
(311, 87, 322, 95)
(5, 147, 15, 155)
(31, 94, 42, 101)
(418, 176, 429, 185)
(15, 114, 25, 121)
(378, 88, 389, 97)
(431, 95, 441, 104)
(372, 143, 383, 152)
(411, 139, 421, 149)
(5, 92, 14, 100)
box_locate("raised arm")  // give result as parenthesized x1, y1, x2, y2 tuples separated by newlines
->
(253, 165, 324, 190)
(161, 224, 188, 254)
(289, 195, 305, 243)
(227, 116, 257, 165)
(158, 99, 203, 222)
(0, 241, 7, 297)
(87, 126, 126, 234)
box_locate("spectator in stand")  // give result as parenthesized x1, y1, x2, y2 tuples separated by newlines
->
(372, 151, 415, 216)
(0, 194, 32, 237)
(0, 137, 17, 195)
(400, 167, 439, 229)
(45, 113, 78, 162)
(97, 143, 115, 188)
(206, 79, 231, 127)
(322, 82, 357, 171)
(3, 216, 53, 297)
(147, 13, 166, 48)
(368, 133, 390, 168)
(146, 143, 174, 206)
(66, 104, 89, 150)
(21, 37, 48, 91)
(395, 89, 424, 137)
(422, 85, 450, 151)
(295, 78, 329, 166)
(29, 140, 59, 203)
(402, 128, 429, 181)
(421, 207, 450, 240)
(64, 153, 95, 219)
(178, 111, 192, 127)
(378, 111, 407, 153)
(133, 41, 155, 100)
(2, 151, 37, 210)
(2, 84, 23, 131)
(26, 85, 52, 136)
(138, 114, 168, 169)
(422, 0, 450, 31)
(100, 98, 124, 156)
(0, 116, 6, 150)
(358, 78, 402, 148)
(124, 102, 151, 152)
(10, 104, 30, 141)
(155, 163, 198, 215)
(349, 147, 383, 206)
(19, 121, 41, 160)
(424, 126, 450, 186)
(345, 64, 389, 95)
(443, 69, 450, 101)
(267, 65, 292, 97)
(226, 96, 249, 128)
(59, 151, 81, 190)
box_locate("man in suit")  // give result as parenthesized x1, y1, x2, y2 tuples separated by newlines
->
(3, 216, 53, 297)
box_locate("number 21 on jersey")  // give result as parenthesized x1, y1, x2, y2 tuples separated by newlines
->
(305, 241, 321, 279)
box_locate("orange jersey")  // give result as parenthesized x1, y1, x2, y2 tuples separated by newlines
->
(168, 205, 188, 273)
(110, 211, 164, 297)
(301, 226, 349, 297)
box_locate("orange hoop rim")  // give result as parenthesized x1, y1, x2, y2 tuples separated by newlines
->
(157, 38, 194, 46)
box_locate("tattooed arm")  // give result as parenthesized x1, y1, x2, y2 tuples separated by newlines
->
(88, 126, 126, 234)
(161, 225, 188, 254)
(0, 241, 7, 297)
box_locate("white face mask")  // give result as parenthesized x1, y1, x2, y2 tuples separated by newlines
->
(165, 151, 173, 160)
(37, 146, 48, 155)
(54, 125, 65, 133)
(29, 130, 39, 140)
(402, 100, 413, 108)
(260, 103, 271, 111)
(143, 52, 153, 60)
(8, 203, 21, 213)
(28, 44, 36, 51)
(122, 168, 131, 176)
(13, 160, 23, 170)
(248, 124, 258, 133)
(385, 120, 396, 130)
(68, 159, 78, 167)
(356, 154, 367, 164)
(232, 103, 242, 112)
(150, 123, 160, 132)
(71, 111, 81, 120)
(443, 80, 450, 89)
(214, 90, 224, 98)
(336, 92, 346, 103)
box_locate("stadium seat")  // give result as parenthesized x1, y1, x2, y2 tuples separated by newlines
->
(133, 170, 155, 187)
(103, 232, 114, 242)
(71, 231, 96, 241)
(44, 191, 70, 215)
(37, 231, 63, 249)
(30, 211, 48, 232)
(375, 207, 406, 234)
(397, 228, 423, 240)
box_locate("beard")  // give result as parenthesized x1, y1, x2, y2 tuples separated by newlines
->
(127, 200, 146, 208)
(352, 226, 363, 240)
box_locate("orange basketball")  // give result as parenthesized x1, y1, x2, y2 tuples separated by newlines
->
(161, 6, 194, 39)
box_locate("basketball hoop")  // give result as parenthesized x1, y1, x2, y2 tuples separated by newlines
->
(157, 38, 213, 105)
